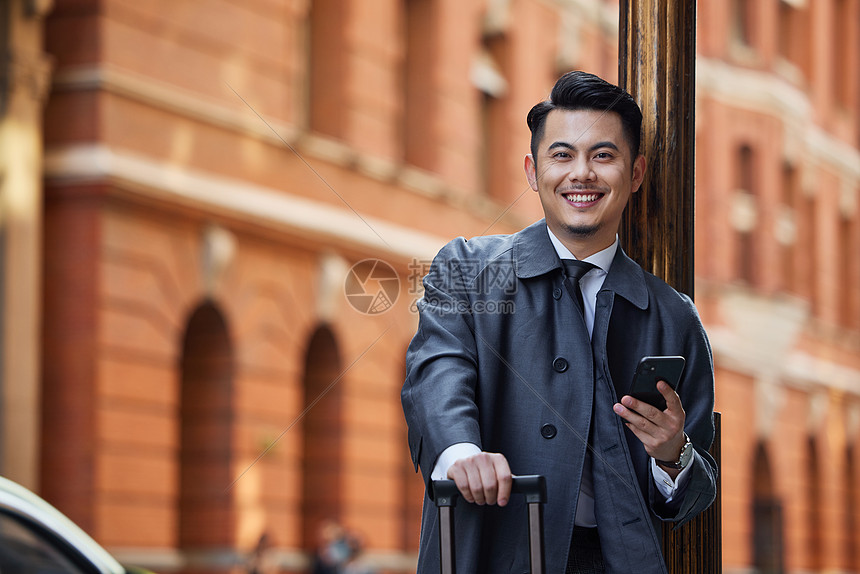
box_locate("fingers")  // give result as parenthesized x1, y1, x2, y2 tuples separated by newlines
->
(613, 394, 663, 435)
(657, 380, 683, 412)
(613, 398, 655, 446)
(493, 454, 513, 506)
(615, 382, 684, 426)
(614, 383, 686, 460)
(447, 452, 513, 506)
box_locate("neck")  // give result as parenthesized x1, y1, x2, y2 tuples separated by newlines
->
(551, 225, 616, 260)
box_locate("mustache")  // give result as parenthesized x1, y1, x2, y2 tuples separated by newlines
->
(557, 186, 608, 194)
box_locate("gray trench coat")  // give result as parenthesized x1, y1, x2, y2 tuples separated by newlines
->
(402, 220, 717, 574)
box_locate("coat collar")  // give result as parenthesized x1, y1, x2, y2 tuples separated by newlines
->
(513, 219, 649, 310)
(603, 247, 649, 310)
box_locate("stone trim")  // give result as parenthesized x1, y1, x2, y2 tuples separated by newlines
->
(44, 143, 448, 262)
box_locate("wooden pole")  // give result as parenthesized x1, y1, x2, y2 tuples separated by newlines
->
(660, 413, 722, 572)
(618, 0, 696, 297)
(618, 1, 722, 573)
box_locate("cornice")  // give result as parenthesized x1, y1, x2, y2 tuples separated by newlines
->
(697, 57, 860, 188)
(50, 64, 525, 229)
(43, 143, 449, 263)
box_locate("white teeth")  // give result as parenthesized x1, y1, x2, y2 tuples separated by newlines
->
(565, 193, 599, 203)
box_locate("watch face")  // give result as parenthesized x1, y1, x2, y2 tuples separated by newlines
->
(679, 441, 693, 468)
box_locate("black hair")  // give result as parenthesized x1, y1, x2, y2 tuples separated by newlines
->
(526, 71, 642, 161)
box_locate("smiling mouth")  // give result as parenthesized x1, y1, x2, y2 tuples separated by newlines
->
(562, 192, 603, 205)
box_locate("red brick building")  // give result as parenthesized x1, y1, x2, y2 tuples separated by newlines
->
(0, 0, 857, 572)
(696, 1, 860, 571)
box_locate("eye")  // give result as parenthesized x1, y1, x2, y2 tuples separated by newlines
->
(552, 151, 571, 159)
(595, 151, 613, 160)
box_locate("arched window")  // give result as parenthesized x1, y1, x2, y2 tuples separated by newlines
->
(752, 441, 784, 573)
(308, 0, 347, 139)
(845, 443, 859, 570)
(777, 1, 809, 75)
(178, 302, 236, 551)
(806, 436, 822, 570)
(801, 192, 818, 314)
(733, 144, 758, 285)
(477, 27, 510, 201)
(778, 162, 798, 293)
(833, 0, 852, 108)
(403, 0, 438, 171)
(839, 214, 858, 329)
(732, 0, 755, 47)
(301, 325, 344, 551)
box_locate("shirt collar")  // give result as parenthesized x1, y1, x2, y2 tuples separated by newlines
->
(545, 226, 617, 274)
(511, 220, 648, 309)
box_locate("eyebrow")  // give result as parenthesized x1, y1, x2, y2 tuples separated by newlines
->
(547, 140, 621, 153)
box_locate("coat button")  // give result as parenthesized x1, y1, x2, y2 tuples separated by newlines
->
(540, 424, 557, 439)
(552, 287, 563, 300)
(552, 357, 568, 372)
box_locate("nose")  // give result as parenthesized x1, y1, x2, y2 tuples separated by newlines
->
(568, 156, 595, 183)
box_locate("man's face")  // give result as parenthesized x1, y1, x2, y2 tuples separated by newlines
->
(524, 108, 645, 258)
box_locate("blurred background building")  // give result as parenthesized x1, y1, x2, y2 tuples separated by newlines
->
(0, 0, 857, 572)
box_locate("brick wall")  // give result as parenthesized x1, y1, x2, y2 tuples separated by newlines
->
(36, 1, 860, 573)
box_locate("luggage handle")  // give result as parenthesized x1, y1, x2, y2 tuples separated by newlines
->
(432, 475, 547, 574)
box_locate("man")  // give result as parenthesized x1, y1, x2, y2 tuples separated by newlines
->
(402, 71, 717, 573)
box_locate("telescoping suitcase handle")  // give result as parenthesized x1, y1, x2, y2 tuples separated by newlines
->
(432, 475, 547, 574)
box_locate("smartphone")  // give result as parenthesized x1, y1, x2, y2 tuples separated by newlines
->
(628, 356, 686, 411)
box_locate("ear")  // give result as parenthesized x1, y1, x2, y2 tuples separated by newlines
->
(631, 154, 646, 193)
(524, 154, 539, 191)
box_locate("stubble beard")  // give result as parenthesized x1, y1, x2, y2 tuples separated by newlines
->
(561, 222, 601, 238)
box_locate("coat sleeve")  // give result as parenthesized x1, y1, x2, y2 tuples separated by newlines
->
(401, 240, 484, 490)
(649, 294, 718, 527)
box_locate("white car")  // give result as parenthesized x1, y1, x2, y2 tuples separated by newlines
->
(0, 475, 154, 573)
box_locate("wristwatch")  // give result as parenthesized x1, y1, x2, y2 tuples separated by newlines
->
(655, 434, 693, 470)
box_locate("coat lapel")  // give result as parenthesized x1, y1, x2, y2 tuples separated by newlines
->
(512, 219, 564, 279)
(601, 248, 649, 310)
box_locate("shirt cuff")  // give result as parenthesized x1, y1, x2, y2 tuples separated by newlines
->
(431, 442, 482, 480)
(650, 457, 694, 503)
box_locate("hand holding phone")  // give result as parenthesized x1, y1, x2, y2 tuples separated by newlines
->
(628, 356, 685, 411)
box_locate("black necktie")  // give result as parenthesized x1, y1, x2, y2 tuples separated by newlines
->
(562, 259, 603, 561)
(562, 259, 596, 317)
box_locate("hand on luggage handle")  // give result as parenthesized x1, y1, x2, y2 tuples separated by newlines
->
(432, 475, 547, 574)
(432, 474, 547, 506)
